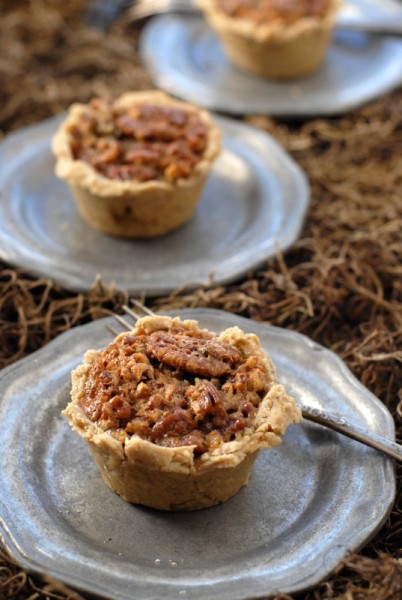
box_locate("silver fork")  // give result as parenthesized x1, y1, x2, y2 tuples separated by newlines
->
(110, 300, 402, 463)
(127, 0, 402, 36)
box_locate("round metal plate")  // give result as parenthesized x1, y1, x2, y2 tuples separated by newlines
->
(0, 116, 309, 295)
(0, 309, 395, 600)
(139, 13, 402, 116)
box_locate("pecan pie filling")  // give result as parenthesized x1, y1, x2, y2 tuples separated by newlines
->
(78, 326, 271, 455)
(67, 99, 209, 184)
(216, 0, 331, 24)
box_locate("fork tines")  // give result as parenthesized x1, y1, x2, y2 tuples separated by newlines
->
(126, 298, 156, 319)
(110, 300, 156, 336)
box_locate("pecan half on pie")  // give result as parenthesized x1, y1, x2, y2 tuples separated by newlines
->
(196, 0, 341, 79)
(63, 315, 301, 510)
(52, 91, 221, 238)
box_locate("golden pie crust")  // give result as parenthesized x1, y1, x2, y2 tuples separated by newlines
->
(196, 0, 341, 79)
(63, 315, 301, 511)
(52, 91, 221, 238)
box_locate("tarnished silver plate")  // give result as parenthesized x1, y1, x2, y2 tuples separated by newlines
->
(0, 308, 395, 600)
(0, 116, 309, 295)
(139, 12, 402, 116)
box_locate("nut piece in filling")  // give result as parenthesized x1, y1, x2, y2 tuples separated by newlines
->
(196, 0, 341, 79)
(63, 315, 301, 511)
(52, 91, 221, 238)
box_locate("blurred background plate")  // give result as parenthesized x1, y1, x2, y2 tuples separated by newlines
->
(0, 308, 395, 600)
(0, 115, 309, 295)
(139, 13, 402, 116)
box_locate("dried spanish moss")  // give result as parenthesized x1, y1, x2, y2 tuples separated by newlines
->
(0, 1, 401, 599)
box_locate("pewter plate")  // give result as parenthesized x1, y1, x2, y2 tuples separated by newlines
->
(139, 12, 402, 117)
(0, 116, 309, 295)
(0, 308, 395, 600)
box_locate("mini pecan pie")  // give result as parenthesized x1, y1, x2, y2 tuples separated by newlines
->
(63, 315, 301, 510)
(196, 0, 341, 79)
(52, 91, 221, 238)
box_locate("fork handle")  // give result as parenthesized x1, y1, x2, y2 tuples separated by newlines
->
(300, 404, 402, 463)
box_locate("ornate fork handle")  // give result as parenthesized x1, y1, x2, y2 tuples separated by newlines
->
(301, 404, 402, 462)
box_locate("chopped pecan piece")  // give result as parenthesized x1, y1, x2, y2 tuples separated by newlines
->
(188, 380, 226, 421)
(150, 408, 193, 442)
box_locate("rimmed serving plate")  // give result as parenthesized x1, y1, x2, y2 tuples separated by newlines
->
(0, 115, 309, 295)
(139, 10, 402, 117)
(0, 308, 395, 600)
